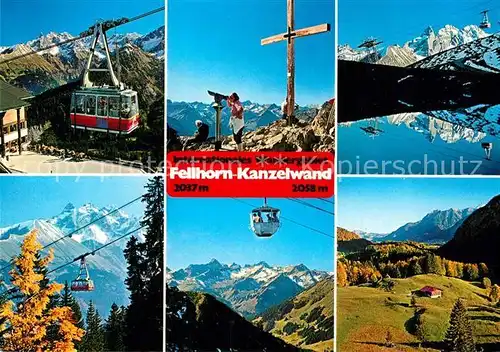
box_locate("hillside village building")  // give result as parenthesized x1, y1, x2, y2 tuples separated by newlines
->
(0, 80, 31, 158)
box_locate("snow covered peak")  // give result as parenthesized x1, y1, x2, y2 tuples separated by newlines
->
(405, 24, 488, 57)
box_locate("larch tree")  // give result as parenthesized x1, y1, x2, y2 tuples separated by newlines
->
(337, 262, 348, 287)
(444, 299, 476, 352)
(0, 230, 84, 352)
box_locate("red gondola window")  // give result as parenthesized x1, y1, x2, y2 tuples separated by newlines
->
(109, 96, 120, 117)
(97, 96, 108, 117)
(85, 96, 96, 115)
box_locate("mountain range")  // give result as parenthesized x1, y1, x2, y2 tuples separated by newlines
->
(167, 259, 330, 317)
(0, 203, 143, 314)
(167, 99, 319, 137)
(0, 27, 165, 98)
(353, 206, 478, 244)
(339, 24, 491, 68)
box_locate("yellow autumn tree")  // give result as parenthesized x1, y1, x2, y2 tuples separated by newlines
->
(0, 230, 84, 352)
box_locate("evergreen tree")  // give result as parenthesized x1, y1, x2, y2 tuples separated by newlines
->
(0, 231, 84, 351)
(124, 177, 164, 351)
(81, 301, 105, 352)
(410, 261, 423, 276)
(105, 303, 125, 352)
(415, 312, 426, 346)
(444, 299, 476, 352)
(123, 236, 147, 350)
(60, 281, 84, 329)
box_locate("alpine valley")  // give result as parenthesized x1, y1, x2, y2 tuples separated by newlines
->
(337, 193, 500, 352)
(0, 202, 143, 314)
(166, 260, 334, 351)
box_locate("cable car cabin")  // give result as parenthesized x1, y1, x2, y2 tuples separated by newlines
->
(480, 19, 491, 29)
(70, 88, 140, 134)
(71, 257, 95, 292)
(250, 206, 280, 237)
(71, 279, 95, 292)
(480, 11, 491, 29)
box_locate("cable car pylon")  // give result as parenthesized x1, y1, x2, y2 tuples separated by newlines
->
(70, 21, 140, 135)
(250, 198, 281, 237)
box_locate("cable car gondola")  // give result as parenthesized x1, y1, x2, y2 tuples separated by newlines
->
(482, 142, 493, 160)
(250, 198, 281, 237)
(480, 10, 491, 29)
(71, 257, 95, 292)
(70, 22, 140, 134)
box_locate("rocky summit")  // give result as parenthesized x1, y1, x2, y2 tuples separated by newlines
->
(169, 100, 335, 152)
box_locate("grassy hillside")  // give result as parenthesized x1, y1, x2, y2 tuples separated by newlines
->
(256, 278, 334, 351)
(337, 274, 500, 352)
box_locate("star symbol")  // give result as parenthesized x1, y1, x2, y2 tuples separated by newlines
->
(274, 155, 288, 166)
(256, 155, 269, 167)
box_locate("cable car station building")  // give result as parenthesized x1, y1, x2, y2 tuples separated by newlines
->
(0, 81, 32, 158)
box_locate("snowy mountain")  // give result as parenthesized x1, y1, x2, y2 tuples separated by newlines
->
(0, 203, 143, 314)
(406, 25, 487, 57)
(411, 32, 500, 72)
(0, 27, 165, 96)
(168, 259, 330, 317)
(379, 207, 478, 243)
(167, 99, 318, 136)
(339, 24, 492, 68)
(1, 26, 165, 60)
(352, 230, 387, 242)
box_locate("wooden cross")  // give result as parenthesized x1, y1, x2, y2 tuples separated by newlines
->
(261, 0, 330, 125)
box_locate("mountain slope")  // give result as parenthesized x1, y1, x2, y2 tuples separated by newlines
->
(0, 27, 164, 96)
(439, 195, 500, 272)
(256, 278, 334, 351)
(338, 228, 372, 253)
(166, 286, 300, 351)
(381, 207, 476, 243)
(411, 32, 500, 73)
(168, 259, 330, 317)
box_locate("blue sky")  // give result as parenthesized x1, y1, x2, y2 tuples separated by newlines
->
(0, 176, 149, 227)
(0, 0, 164, 46)
(166, 197, 334, 272)
(338, 177, 500, 234)
(168, 0, 334, 105)
(339, 0, 500, 47)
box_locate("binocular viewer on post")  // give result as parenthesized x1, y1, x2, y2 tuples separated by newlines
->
(207, 90, 229, 104)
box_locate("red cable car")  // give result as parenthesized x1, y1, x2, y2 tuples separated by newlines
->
(71, 257, 95, 292)
(70, 22, 140, 134)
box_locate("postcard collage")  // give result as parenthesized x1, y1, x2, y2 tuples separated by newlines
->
(0, 0, 499, 351)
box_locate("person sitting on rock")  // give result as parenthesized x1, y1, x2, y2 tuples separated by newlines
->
(227, 92, 245, 151)
(281, 98, 300, 121)
(183, 120, 209, 150)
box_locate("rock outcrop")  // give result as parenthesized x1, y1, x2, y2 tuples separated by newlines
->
(170, 100, 335, 152)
